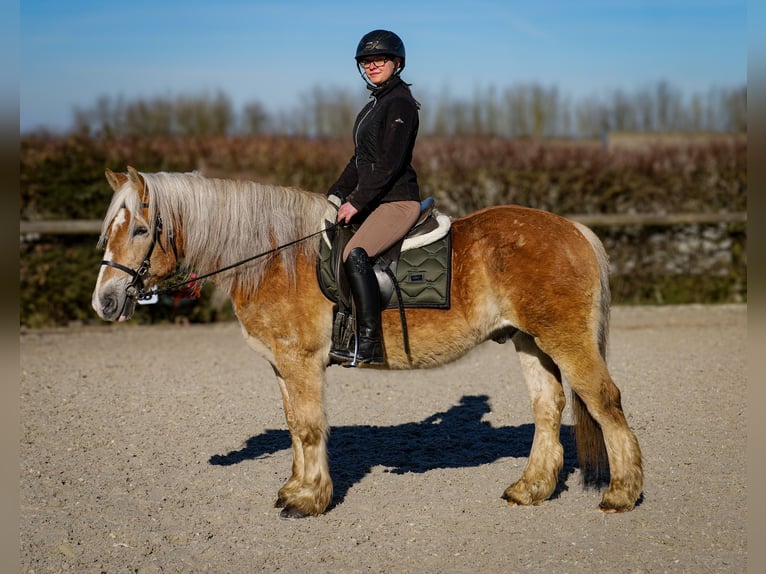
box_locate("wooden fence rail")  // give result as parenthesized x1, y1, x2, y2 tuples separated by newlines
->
(20, 212, 747, 237)
(21, 220, 103, 235)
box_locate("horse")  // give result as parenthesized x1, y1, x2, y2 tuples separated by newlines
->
(92, 166, 643, 518)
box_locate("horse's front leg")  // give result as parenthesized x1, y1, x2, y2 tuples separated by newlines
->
(503, 333, 566, 506)
(272, 358, 332, 518)
(271, 366, 304, 507)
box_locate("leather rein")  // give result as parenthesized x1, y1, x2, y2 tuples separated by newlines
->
(100, 210, 337, 303)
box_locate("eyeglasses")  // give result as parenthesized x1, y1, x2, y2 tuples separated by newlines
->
(359, 57, 390, 69)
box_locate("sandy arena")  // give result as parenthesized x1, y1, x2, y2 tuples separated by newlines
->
(20, 304, 746, 573)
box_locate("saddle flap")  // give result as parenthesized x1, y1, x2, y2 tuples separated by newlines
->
(331, 225, 354, 309)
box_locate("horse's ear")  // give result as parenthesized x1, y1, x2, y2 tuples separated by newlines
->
(126, 165, 144, 190)
(105, 169, 127, 192)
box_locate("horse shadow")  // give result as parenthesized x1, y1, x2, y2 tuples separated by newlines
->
(209, 394, 580, 507)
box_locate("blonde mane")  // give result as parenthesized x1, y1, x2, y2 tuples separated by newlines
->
(99, 171, 329, 295)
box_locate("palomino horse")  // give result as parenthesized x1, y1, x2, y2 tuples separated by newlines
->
(92, 167, 643, 518)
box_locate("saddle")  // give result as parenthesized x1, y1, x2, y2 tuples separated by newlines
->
(316, 197, 452, 359)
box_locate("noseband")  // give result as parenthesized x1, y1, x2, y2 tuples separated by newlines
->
(100, 215, 176, 301)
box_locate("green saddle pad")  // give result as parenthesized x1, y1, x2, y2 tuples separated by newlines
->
(316, 232, 452, 310)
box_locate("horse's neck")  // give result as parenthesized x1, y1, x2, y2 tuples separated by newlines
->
(170, 180, 318, 296)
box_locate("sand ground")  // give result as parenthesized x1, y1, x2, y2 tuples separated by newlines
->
(20, 304, 746, 573)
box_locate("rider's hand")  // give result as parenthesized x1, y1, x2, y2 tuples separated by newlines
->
(337, 202, 359, 224)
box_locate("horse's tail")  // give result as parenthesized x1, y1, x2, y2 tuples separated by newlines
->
(571, 222, 611, 484)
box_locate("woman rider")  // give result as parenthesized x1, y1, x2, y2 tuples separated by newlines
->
(327, 29, 422, 366)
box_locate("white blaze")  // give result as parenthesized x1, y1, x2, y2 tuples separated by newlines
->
(92, 209, 129, 315)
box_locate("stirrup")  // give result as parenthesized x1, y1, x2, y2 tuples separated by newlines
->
(345, 331, 385, 367)
(346, 351, 385, 367)
(329, 347, 355, 364)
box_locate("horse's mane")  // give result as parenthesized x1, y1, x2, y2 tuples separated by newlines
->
(99, 171, 328, 295)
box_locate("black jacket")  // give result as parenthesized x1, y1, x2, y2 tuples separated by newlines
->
(328, 76, 421, 212)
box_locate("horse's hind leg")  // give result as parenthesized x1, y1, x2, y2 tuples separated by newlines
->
(561, 348, 643, 512)
(503, 332, 566, 506)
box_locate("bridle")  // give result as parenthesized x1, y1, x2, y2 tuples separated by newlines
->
(100, 213, 177, 302)
(100, 206, 337, 303)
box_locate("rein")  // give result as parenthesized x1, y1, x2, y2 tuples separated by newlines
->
(101, 215, 337, 302)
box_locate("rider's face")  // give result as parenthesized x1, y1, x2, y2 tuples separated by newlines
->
(360, 56, 398, 85)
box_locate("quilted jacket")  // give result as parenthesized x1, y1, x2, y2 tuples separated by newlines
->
(328, 76, 421, 212)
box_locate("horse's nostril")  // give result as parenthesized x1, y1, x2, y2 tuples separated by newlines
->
(102, 295, 117, 316)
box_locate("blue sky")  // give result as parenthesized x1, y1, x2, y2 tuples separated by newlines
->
(20, 0, 747, 133)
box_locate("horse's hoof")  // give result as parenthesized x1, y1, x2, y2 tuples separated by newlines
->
(598, 503, 629, 514)
(280, 505, 310, 519)
(502, 482, 541, 507)
(502, 492, 516, 505)
(274, 497, 286, 509)
(598, 489, 638, 513)
(598, 497, 634, 513)
(501, 491, 528, 507)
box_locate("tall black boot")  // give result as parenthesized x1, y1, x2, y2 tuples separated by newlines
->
(344, 247, 385, 366)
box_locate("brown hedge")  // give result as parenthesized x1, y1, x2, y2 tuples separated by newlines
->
(20, 134, 747, 327)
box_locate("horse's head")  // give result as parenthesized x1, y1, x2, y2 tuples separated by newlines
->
(91, 166, 179, 322)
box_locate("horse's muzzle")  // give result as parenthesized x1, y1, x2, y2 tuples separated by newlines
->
(92, 283, 136, 322)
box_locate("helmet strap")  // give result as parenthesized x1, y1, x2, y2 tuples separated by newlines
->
(357, 63, 377, 89)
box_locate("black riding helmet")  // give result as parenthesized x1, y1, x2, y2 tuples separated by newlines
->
(355, 29, 406, 85)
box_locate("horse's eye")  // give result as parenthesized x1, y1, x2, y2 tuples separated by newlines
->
(133, 226, 149, 237)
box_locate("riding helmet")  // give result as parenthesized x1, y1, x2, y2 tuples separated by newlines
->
(355, 29, 406, 71)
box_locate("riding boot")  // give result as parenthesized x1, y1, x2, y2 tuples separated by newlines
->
(344, 247, 385, 366)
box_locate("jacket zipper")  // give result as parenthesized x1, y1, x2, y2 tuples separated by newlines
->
(354, 97, 377, 169)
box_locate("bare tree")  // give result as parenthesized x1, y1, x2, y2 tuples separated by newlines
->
(64, 79, 746, 139)
(722, 86, 747, 132)
(241, 101, 269, 135)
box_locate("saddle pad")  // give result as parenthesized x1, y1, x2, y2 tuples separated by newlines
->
(321, 198, 451, 251)
(316, 231, 452, 310)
